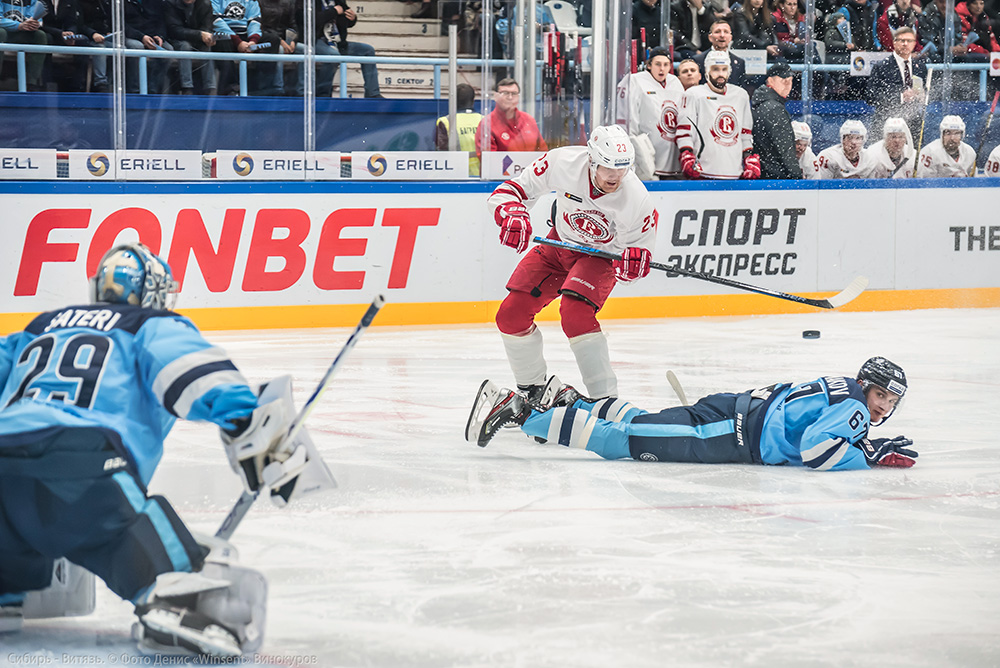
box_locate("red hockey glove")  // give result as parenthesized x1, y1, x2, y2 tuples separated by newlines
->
(614, 247, 651, 282)
(856, 436, 918, 468)
(679, 149, 703, 179)
(741, 152, 761, 179)
(495, 201, 532, 253)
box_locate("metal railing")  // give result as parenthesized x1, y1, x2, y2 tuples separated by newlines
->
(1, 42, 513, 98)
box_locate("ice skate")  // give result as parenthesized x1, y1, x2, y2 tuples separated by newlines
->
(538, 375, 583, 409)
(466, 380, 532, 447)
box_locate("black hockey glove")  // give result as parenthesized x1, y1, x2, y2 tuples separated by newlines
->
(855, 436, 918, 468)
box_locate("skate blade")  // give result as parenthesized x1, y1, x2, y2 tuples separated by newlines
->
(465, 379, 501, 444)
(140, 609, 242, 658)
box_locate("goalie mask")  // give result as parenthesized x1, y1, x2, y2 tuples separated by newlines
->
(89, 243, 179, 310)
(857, 356, 907, 424)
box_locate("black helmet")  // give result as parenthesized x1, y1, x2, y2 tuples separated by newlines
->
(857, 357, 907, 398)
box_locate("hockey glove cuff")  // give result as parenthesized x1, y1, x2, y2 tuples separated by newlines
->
(679, 149, 703, 179)
(742, 152, 761, 179)
(495, 202, 532, 254)
(614, 247, 652, 282)
(856, 436, 918, 468)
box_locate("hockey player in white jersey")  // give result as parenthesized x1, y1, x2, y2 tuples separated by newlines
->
(980, 143, 1000, 177)
(616, 46, 685, 178)
(865, 117, 915, 179)
(0, 243, 321, 657)
(915, 115, 976, 177)
(816, 120, 873, 179)
(486, 125, 658, 400)
(792, 121, 819, 179)
(676, 50, 759, 180)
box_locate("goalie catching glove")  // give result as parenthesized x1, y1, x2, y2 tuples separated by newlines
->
(855, 436, 918, 468)
(494, 201, 532, 253)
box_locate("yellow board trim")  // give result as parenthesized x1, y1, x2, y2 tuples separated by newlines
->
(2, 288, 998, 332)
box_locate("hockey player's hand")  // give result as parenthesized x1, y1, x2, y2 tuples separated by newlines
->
(856, 436, 918, 468)
(679, 149, 703, 179)
(614, 247, 651, 282)
(742, 153, 761, 179)
(495, 201, 532, 253)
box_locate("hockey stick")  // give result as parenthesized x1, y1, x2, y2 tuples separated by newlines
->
(215, 294, 386, 540)
(969, 90, 1000, 176)
(532, 237, 869, 310)
(666, 370, 689, 406)
(912, 67, 934, 176)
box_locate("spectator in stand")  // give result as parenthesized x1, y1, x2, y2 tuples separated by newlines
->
(841, 0, 877, 51)
(733, 0, 781, 60)
(915, 115, 976, 176)
(751, 62, 802, 179)
(297, 0, 383, 99)
(816, 119, 873, 178)
(124, 0, 175, 93)
(0, 0, 49, 91)
(877, 0, 920, 52)
(822, 11, 857, 99)
(956, 0, 1000, 58)
(677, 58, 703, 88)
(865, 116, 916, 178)
(792, 120, 819, 178)
(211, 0, 278, 95)
(677, 50, 759, 179)
(867, 27, 927, 137)
(436, 83, 484, 176)
(475, 78, 548, 157)
(672, 0, 714, 60)
(257, 0, 298, 95)
(919, 0, 968, 61)
(633, 0, 666, 48)
(79, 0, 113, 92)
(694, 20, 748, 88)
(166, 0, 218, 94)
(38, 0, 91, 91)
(772, 0, 807, 60)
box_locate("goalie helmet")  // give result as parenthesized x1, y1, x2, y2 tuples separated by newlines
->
(840, 120, 868, 143)
(791, 121, 812, 143)
(89, 242, 179, 310)
(940, 115, 966, 139)
(588, 125, 635, 171)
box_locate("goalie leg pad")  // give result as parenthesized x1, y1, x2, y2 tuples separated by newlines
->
(135, 560, 267, 657)
(22, 558, 96, 619)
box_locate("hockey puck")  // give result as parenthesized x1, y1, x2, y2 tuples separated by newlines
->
(802, 330, 821, 339)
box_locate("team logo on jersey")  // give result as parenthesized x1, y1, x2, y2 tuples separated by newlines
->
(657, 99, 678, 140)
(563, 210, 614, 242)
(367, 153, 387, 176)
(710, 105, 740, 147)
(233, 152, 254, 176)
(223, 2, 246, 18)
(87, 153, 110, 176)
(638, 452, 658, 461)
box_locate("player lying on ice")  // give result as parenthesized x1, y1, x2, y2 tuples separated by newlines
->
(0, 243, 325, 657)
(466, 357, 917, 470)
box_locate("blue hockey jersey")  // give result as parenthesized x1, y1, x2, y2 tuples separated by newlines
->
(757, 376, 871, 471)
(211, 0, 261, 38)
(0, 304, 258, 485)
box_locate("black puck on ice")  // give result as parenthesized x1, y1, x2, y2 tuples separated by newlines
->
(802, 330, 821, 339)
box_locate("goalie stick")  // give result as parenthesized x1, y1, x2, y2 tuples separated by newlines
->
(215, 294, 386, 540)
(532, 237, 869, 310)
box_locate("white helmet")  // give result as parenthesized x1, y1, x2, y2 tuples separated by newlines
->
(704, 50, 731, 70)
(840, 119, 868, 143)
(89, 242, 179, 310)
(791, 121, 812, 142)
(940, 114, 966, 139)
(588, 125, 635, 170)
(882, 116, 913, 148)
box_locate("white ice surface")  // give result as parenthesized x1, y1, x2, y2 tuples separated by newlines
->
(4, 308, 999, 667)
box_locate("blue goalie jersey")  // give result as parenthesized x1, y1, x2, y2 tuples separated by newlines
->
(0, 304, 259, 485)
(757, 376, 872, 471)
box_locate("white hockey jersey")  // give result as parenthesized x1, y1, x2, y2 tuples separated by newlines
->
(486, 146, 658, 255)
(864, 139, 915, 179)
(815, 145, 873, 179)
(915, 138, 976, 177)
(979, 144, 1000, 177)
(799, 147, 819, 180)
(676, 83, 753, 180)
(616, 70, 685, 176)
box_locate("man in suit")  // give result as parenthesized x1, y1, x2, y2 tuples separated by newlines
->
(694, 19, 747, 89)
(866, 26, 927, 137)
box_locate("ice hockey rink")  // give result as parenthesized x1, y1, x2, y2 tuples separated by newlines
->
(4, 306, 999, 668)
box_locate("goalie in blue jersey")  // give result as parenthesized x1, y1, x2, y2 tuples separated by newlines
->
(0, 243, 316, 657)
(467, 357, 917, 471)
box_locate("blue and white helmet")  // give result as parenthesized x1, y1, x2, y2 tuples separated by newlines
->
(89, 242, 179, 310)
(939, 114, 966, 140)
